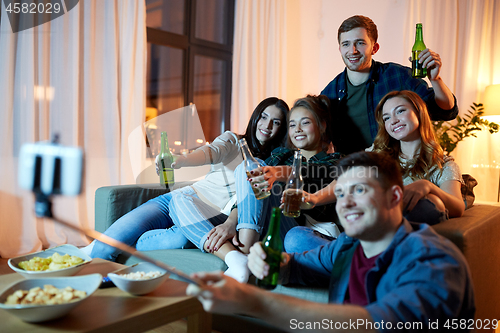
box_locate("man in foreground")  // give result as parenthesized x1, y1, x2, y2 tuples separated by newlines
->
(187, 152, 474, 332)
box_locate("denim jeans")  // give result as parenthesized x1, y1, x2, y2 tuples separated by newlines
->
(283, 226, 335, 253)
(235, 162, 299, 242)
(90, 191, 192, 261)
(136, 225, 195, 251)
(167, 186, 229, 251)
(109, 186, 228, 256)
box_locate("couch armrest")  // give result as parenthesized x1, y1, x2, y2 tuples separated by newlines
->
(432, 204, 500, 322)
(94, 182, 194, 233)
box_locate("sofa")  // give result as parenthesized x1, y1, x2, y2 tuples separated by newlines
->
(95, 183, 500, 332)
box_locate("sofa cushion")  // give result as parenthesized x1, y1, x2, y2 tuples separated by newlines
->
(432, 204, 500, 323)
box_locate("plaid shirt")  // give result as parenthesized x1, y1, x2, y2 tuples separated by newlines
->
(265, 147, 343, 190)
(321, 60, 459, 155)
(265, 147, 343, 224)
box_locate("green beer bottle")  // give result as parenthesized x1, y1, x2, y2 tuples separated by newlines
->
(256, 207, 283, 290)
(159, 131, 175, 189)
(412, 23, 427, 78)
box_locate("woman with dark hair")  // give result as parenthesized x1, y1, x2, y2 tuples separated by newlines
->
(370, 90, 464, 222)
(206, 95, 343, 282)
(243, 98, 289, 159)
(88, 97, 289, 264)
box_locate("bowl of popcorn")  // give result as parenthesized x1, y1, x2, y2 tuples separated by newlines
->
(107, 262, 169, 296)
(8, 244, 92, 279)
(0, 273, 102, 322)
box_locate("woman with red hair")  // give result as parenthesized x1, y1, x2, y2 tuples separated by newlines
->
(371, 90, 465, 223)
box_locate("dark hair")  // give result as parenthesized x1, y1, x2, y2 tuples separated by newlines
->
(372, 90, 444, 181)
(337, 151, 403, 190)
(287, 95, 332, 152)
(338, 15, 378, 44)
(243, 97, 289, 159)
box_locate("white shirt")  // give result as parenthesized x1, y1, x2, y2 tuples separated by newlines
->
(191, 131, 242, 215)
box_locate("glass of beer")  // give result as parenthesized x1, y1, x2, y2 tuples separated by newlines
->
(283, 188, 303, 218)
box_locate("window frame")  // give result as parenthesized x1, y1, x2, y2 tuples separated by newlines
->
(146, 0, 235, 136)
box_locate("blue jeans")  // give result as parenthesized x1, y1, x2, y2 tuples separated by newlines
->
(235, 162, 298, 242)
(136, 225, 195, 251)
(90, 191, 193, 261)
(167, 186, 229, 251)
(404, 198, 448, 225)
(284, 226, 335, 253)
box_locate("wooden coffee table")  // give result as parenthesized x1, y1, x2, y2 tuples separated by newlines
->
(0, 258, 211, 333)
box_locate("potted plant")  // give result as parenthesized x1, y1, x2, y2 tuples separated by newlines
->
(433, 103, 500, 155)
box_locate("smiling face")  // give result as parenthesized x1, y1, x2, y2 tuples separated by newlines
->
(335, 166, 399, 241)
(255, 105, 284, 145)
(382, 96, 421, 142)
(339, 27, 379, 74)
(288, 107, 323, 156)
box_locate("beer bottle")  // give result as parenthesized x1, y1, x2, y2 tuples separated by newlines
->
(283, 150, 304, 218)
(411, 23, 427, 78)
(159, 131, 175, 189)
(256, 207, 283, 290)
(238, 138, 271, 200)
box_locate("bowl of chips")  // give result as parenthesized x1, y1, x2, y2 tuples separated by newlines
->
(0, 273, 102, 322)
(8, 244, 92, 278)
(108, 262, 169, 296)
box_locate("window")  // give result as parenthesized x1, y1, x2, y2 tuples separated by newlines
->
(146, 0, 234, 144)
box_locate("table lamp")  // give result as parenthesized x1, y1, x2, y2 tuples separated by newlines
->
(483, 84, 500, 117)
(483, 84, 500, 201)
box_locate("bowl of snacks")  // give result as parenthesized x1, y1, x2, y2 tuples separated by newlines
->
(8, 244, 92, 278)
(108, 262, 169, 296)
(0, 273, 102, 322)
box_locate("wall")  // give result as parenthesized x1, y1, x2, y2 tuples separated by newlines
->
(285, 0, 411, 104)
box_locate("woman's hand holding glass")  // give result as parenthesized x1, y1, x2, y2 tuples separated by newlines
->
(279, 190, 317, 211)
(248, 166, 291, 192)
(247, 166, 268, 192)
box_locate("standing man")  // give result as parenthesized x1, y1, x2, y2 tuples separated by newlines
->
(187, 152, 475, 332)
(322, 15, 458, 155)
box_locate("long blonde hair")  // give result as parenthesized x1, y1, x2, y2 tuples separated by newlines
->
(372, 90, 444, 181)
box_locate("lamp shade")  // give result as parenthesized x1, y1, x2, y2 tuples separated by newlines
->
(483, 84, 500, 116)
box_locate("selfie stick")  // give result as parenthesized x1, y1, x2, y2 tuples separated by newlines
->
(48, 217, 202, 286)
(20, 137, 201, 286)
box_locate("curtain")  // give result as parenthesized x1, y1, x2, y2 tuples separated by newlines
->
(231, 0, 287, 134)
(407, 0, 500, 202)
(0, 0, 146, 257)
